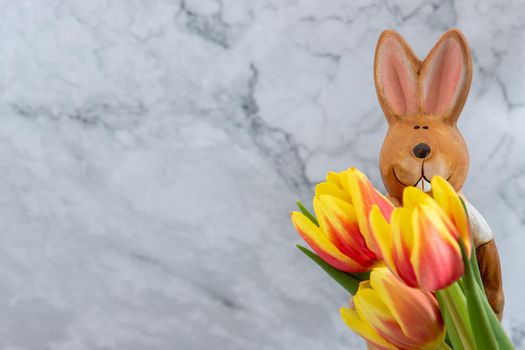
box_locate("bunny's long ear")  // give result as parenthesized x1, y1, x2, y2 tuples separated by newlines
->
(421, 29, 472, 123)
(374, 30, 420, 123)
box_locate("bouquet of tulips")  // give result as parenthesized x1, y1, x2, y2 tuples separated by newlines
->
(291, 168, 514, 350)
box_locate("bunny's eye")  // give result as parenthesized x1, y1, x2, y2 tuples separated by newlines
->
(423, 126, 429, 129)
(414, 126, 420, 129)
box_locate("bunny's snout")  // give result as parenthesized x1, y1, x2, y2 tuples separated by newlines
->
(413, 143, 431, 159)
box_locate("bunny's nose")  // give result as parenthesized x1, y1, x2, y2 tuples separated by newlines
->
(413, 143, 431, 159)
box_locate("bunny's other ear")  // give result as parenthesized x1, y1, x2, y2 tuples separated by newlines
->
(374, 30, 420, 123)
(421, 29, 472, 123)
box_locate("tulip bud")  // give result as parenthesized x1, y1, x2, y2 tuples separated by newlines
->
(291, 168, 394, 273)
(341, 267, 445, 350)
(369, 177, 472, 291)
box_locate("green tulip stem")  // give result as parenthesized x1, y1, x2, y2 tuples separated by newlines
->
(436, 291, 465, 350)
(460, 241, 500, 350)
(436, 283, 476, 350)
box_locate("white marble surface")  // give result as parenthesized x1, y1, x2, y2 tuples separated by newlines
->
(0, 0, 524, 349)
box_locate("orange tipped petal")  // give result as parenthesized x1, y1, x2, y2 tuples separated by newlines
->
(431, 176, 471, 257)
(390, 208, 418, 287)
(291, 211, 370, 272)
(371, 268, 444, 346)
(343, 168, 394, 258)
(314, 195, 376, 268)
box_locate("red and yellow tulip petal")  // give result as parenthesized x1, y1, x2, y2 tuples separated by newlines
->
(355, 289, 423, 349)
(390, 208, 418, 287)
(343, 168, 394, 257)
(312, 196, 329, 235)
(315, 195, 376, 267)
(351, 289, 407, 348)
(369, 206, 396, 270)
(373, 190, 396, 220)
(340, 307, 398, 350)
(348, 168, 394, 219)
(291, 211, 369, 272)
(411, 205, 464, 290)
(316, 194, 370, 252)
(371, 268, 445, 346)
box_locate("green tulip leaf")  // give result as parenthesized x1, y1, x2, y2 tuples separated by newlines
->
(459, 197, 485, 290)
(296, 245, 360, 295)
(476, 283, 515, 349)
(296, 201, 319, 226)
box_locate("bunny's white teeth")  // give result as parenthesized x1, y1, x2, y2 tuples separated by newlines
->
(415, 178, 432, 192)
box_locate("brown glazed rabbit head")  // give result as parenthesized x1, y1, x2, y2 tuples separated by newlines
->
(374, 29, 472, 202)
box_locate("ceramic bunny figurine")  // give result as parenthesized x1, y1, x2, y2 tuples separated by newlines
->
(373, 28, 504, 319)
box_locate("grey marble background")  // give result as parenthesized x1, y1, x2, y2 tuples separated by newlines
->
(0, 0, 524, 349)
